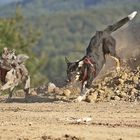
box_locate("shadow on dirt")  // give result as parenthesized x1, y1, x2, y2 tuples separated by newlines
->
(0, 94, 71, 103)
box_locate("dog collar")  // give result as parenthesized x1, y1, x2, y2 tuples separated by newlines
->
(81, 56, 96, 84)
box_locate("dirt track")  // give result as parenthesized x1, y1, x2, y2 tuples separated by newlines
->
(0, 96, 140, 140)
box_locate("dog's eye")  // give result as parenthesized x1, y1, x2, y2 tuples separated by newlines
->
(67, 69, 73, 73)
(70, 69, 73, 72)
(68, 68, 73, 72)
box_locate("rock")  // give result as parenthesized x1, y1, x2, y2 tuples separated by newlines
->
(85, 92, 98, 103)
(105, 88, 114, 100)
(30, 89, 37, 96)
(115, 90, 121, 95)
(15, 90, 25, 97)
(121, 72, 128, 80)
(115, 96, 120, 101)
(121, 92, 127, 97)
(133, 76, 139, 84)
(47, 82, 56, 93)
(63, 89, 71, 97)
(119, 78, 124, 84)
(74, 117, 92, 123)
(89, 88, 95, 93)
(131, 88, 138, 94)
(98, 89, 105, 94)
(54, 87, 64, 95)
(29, 122, 32, 126)
(66, 86, 81, 96)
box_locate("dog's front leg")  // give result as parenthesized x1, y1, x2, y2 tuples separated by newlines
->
(75, 81, 90, 102)
(76, 66, 94, 102)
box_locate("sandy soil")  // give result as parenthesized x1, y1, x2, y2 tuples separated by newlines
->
(0, 96, 140, 140)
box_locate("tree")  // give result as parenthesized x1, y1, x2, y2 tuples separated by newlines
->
(0, 7, 47, 86)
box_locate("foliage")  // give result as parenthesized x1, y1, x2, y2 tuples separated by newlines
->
(0, 0, 140, 83)
(0, 7, 47, 86)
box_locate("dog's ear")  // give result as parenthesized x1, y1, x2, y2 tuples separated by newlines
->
(65, 57, 70, 64)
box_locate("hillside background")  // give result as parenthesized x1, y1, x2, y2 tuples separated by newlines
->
(0, 0, 140, 86)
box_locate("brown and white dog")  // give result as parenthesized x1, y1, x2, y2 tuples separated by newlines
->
(65, 11, 137, 102)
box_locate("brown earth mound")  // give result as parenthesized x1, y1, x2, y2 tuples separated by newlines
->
(34, 64, 139, 103)
(85, 65, 140, 103)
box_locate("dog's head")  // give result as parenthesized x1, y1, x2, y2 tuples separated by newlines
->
(65, 57, 81, 83)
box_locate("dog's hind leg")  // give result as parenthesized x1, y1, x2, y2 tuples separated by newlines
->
(9, 86, 14, 98)
(5, 86, 15, 102)
(109, 44, 121, 72)
(24, 75, 30, 101)
(103, 36, 121, 72)
(110, 55, 121, 72)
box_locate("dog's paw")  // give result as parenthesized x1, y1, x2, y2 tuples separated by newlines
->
(5, 97, 12, 103)
(74, 95, 86, 102)
(116, 66, 120, 73)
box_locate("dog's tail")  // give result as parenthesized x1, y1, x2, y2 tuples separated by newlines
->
(104, 11, 137, 33)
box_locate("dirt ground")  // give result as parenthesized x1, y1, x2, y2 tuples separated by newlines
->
(0, 96, 140, 140)
(0, 64, 140, 140)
